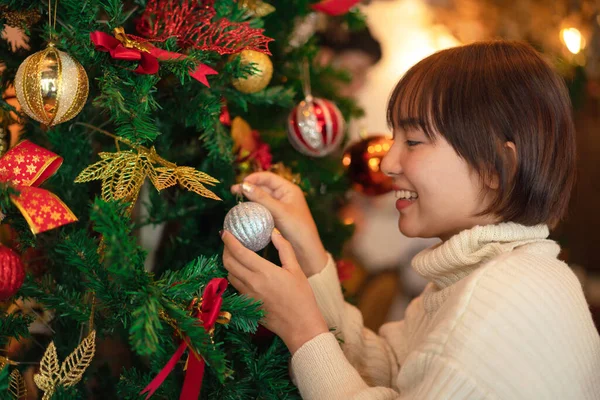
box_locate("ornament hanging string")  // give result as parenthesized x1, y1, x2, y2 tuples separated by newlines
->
(48, 0, 58, 42)
(302, 57, 313, 102)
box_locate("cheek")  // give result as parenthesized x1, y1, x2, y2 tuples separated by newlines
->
(409, 149, 476, 202)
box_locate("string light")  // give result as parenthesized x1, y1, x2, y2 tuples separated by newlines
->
(560, 27, 585, 55)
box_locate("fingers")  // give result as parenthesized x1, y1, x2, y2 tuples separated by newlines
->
(231, 183, 274, 197)
(243, 172, 294, 192)
(232, 181, 286, 219)
(221, 231, 267, 272)
(271, 231, 300, 271)
(227, 273, 250, 294)
(222, 247, 254, 284)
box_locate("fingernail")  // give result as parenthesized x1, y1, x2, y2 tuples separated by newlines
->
(241, 182, 254, 193)
(273, 228, 281, 235)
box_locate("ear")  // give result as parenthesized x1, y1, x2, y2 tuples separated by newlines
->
(484, 141, 517, 190)
(504, 141, 518, 178)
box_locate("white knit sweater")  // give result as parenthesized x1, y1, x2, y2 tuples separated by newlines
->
(290, 223, 600, 399)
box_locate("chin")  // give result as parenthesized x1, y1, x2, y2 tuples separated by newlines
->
(398, 218, 441, 239)
(398, 219, 424, 238)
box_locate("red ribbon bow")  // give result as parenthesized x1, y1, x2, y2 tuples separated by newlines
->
(311, 0, 362, 15)
(90, 27, 218, 87)
(141, 278, 229, 400)
(0, 141, 77, 234)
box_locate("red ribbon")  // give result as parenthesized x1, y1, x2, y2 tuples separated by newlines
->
(311, 0, 362, 15)
(90, 29, 218, 87)
(141, 278, 228, 399)
(0, 141, 77, 234)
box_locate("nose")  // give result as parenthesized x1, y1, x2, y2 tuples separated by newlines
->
(381, 141, 402, 177)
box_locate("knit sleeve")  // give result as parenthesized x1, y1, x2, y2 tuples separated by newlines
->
(305, 254, 400, 387)
(290, 335, 489, 400)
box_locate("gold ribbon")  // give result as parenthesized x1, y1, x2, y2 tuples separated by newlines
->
(113, 27, 152, 53)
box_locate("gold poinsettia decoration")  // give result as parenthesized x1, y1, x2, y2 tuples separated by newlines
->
(75, 147, 220, 203)
(34, 330, 96, 400)
(73, 123, 221, 205)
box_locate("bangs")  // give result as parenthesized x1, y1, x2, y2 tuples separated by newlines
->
(386, 55, 447, 141)
(385, 46, 501, 169)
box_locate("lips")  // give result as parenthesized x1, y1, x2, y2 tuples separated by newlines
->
(393, 186, 418, 211)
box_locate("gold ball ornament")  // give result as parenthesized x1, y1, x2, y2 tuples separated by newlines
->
(231, 50, 273, 94)
(14, 45, 89, 127)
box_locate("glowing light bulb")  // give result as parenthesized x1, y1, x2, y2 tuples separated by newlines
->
(561, 27, 585, 54)
(342, 154, 351, 167)
(368, 158, 380, 171)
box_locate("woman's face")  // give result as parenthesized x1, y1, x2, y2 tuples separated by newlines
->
(380, 126, 499, 241)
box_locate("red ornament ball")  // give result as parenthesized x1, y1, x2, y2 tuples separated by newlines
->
(343, 135, 395, 196)
(287, 97, 345, 157)
(0, 246, 24, 300)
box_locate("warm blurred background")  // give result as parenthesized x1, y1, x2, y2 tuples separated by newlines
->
(326, 0, 600, 332)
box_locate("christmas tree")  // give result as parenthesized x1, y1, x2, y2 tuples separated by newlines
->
(0, 0, 362, 398)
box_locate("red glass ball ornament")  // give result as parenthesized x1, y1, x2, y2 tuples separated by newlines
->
(343, 135, 394, 196)
(287, 97, 345, 157)
(0, 246, 25, 300)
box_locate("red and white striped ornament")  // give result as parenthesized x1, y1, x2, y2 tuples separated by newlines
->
(287, 97, 345, 157)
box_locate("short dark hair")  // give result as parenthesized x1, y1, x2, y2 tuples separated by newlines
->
(386, 41, 576, 228)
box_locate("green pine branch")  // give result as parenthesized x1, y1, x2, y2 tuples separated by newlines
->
(0, 311, 33, 347)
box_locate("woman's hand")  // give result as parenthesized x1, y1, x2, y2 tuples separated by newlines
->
(232, 172, 328, 277)
(222, 229, 329, 354)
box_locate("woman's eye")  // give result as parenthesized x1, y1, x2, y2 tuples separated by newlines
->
(406, 140, 421, 147)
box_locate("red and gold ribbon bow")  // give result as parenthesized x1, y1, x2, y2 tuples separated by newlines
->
(311, 0, 361, 15)
(141, 278, 230, 400)
(0, 141, 77, 234)
(90, 27, 218, 87)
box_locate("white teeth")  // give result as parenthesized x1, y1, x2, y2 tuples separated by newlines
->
(395, 190, 418, 200)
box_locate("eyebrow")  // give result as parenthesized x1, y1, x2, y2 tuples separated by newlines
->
(396, 118, 421, 126)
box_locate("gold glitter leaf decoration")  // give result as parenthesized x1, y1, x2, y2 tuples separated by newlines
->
(33, 341, 59, 393)
(34, 330, 96, 400)
(143, 160, 160, 189)
(111, 153, 144, 201)
(59, 330, 96, 387)
(151, 167, 178, 191)
(75, 152, 134, 183)
(9, 369, 27, 399)
(177, 167, 221, 200)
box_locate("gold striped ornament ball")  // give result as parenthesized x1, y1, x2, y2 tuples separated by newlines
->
(14, 45, 89, 127)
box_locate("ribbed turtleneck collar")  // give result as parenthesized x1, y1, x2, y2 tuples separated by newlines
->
(411, 222, 556, 290)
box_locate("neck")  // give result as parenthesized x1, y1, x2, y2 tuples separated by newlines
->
(437, 215, 502, 242)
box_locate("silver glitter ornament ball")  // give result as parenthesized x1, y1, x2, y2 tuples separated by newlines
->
(223, 202, 274, 251)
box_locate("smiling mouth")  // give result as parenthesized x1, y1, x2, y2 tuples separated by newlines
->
(395, 190, 418, 200)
